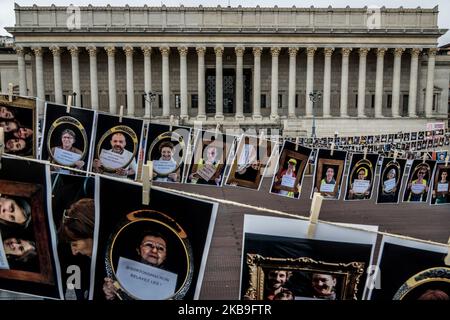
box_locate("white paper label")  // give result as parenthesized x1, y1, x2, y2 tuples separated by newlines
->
(53, 147, 82, 166)
(320, 183, 335, 193)
(383, 178, 396, 192)
(411, 183, 426, 194)
(281, 175, 296, 188)
(116, 256, 177, 300)
(100, 149, 131, 169)
(196, 164, 216, 181)
(353, 179, 371, 194)
(437, 183, 449, 193)
(153, 160, 177, 175)
(0, 232, 10, 270)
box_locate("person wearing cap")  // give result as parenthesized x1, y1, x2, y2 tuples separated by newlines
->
(0, 195, 32, 228)
(274, 158, 298, 197)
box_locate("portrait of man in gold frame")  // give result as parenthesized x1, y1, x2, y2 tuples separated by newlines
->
(313, 159, 345, 199)
(243, 254, 365, 300)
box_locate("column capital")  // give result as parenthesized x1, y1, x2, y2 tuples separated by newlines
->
(159, 46, 170, 56)
(68, 45, 79, 57)
(178, 46, 189, 56)
(410, 48, 422, 57)
(341, 47, 352, 57)
(270, 47, 281, 57)
(252, 47, 263, 56)
(288, 47, 299, 57)
(306, 47, 317, 57)
(123, 45, 134, 56)
(428, 47, 438, 57)
(235, 46, 245, 57)
(376, 47, 387, 57)
(214, 46, 224, 56)
(14, 45, 26, 56)
(104, 46, 116, 57)
(394, 48, 405, 57)
(141, 45, 152, 56)
(359, 48, 370, 57)
(324, 47, 335, 57)
(49, 45, 61, 56)
(31, 47, 43, 57)
(86, 46, 97, 57)
(196, 46, 206, 56)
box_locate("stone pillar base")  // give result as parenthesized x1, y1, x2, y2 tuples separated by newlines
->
(270, 114, 279, 121)
(358, 115, 367, 118)
(235, 114, 245, 121)
(215, 114, 225, 121)
(340, 114, 349, 118)
(196, 115, 207, 121)
(252, 114, 263, 121)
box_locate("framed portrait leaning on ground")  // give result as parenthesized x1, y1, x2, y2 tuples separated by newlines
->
(0, 157, 62, 299)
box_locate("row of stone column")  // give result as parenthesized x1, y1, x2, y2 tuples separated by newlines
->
(16, 45, 438, 118)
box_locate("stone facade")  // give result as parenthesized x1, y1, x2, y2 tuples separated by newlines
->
(6, 4, 450, 136)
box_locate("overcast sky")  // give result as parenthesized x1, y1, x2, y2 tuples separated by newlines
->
(1, 0, 449, 45)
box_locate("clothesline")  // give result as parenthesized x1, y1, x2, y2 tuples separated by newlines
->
(3, 153, 449, 249)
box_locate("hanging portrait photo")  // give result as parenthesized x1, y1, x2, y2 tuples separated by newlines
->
(0, 157, 62, 299)
(344, 153, 379, 201)
(41, 103, 95, 174)
(145, 123, 191, 183)
(241, 215, 377, 300)
(93, 176, 217, 300)
(0, 95, 36, 158)
(403, 159, 436, 203)
(311, 149, 347, 200)
(370, 236, 449, 301)
(91, 113, 144, 180)
(225, 135, 276, 190)
(51, 174, 96, 300)
(270, 141, 312, 199)
(376, 157, 407, 204)
(430, 163, 450, 205)
(185, 130, 237, 186)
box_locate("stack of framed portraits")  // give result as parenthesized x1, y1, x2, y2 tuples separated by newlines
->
(90, 113, 144, 180)
(0, 95, 37, 158)
(376, 157, 407, 204)
(41, 103, 95, 174)
(241, 215, 378, 300)
(144, 123, 192, 183)
(370, 236, 449, 300)
(344, 153, 379, 201)
(0, 157, 62, 299)
(93, 176, 217, 300)
(311, 149, 348, 200)
(185, 130, 237, 186)
(225, 135, 276, 190)
(270, 141, 312, 199)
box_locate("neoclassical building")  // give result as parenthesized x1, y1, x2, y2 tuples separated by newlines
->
(6, 4, 450, 136)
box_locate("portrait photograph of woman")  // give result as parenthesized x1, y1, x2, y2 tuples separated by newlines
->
(403, 159, 436, 203)
(376, 157, 407, 204)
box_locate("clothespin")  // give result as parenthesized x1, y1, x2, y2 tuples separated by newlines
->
(307, 192, 324, 239)
(444, 236, 450, 266)
(119, 105, 124, 123)
(142, 161, 153, 205)
(0, 127, 4, 170)
(363, 147, 368, 160)
(445, 155, 449, 167)
(393, 150, 398, 162)
(8, 83, 13, 102)
(295, 137, 299, 151)
(330, 143, 335, 156)
(169, 115, 174, 131)
(66, 95, 72, 113)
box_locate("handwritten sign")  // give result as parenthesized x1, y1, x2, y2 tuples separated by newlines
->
(116, 257, 177, 300)
(153, 160, 177, 175)
(384, 178, 396, 192)
(353, 179, 371, 194)
(100, 149, 131, 169)
(54, 147, 81, 166)
(411, 183, 426, 194)
(196, 164, 216, 181)
(320, 183, 335, 193)
(0, 232, 10, 270)
(281, 175, 296, 188)
(437, 183, 449, 193)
